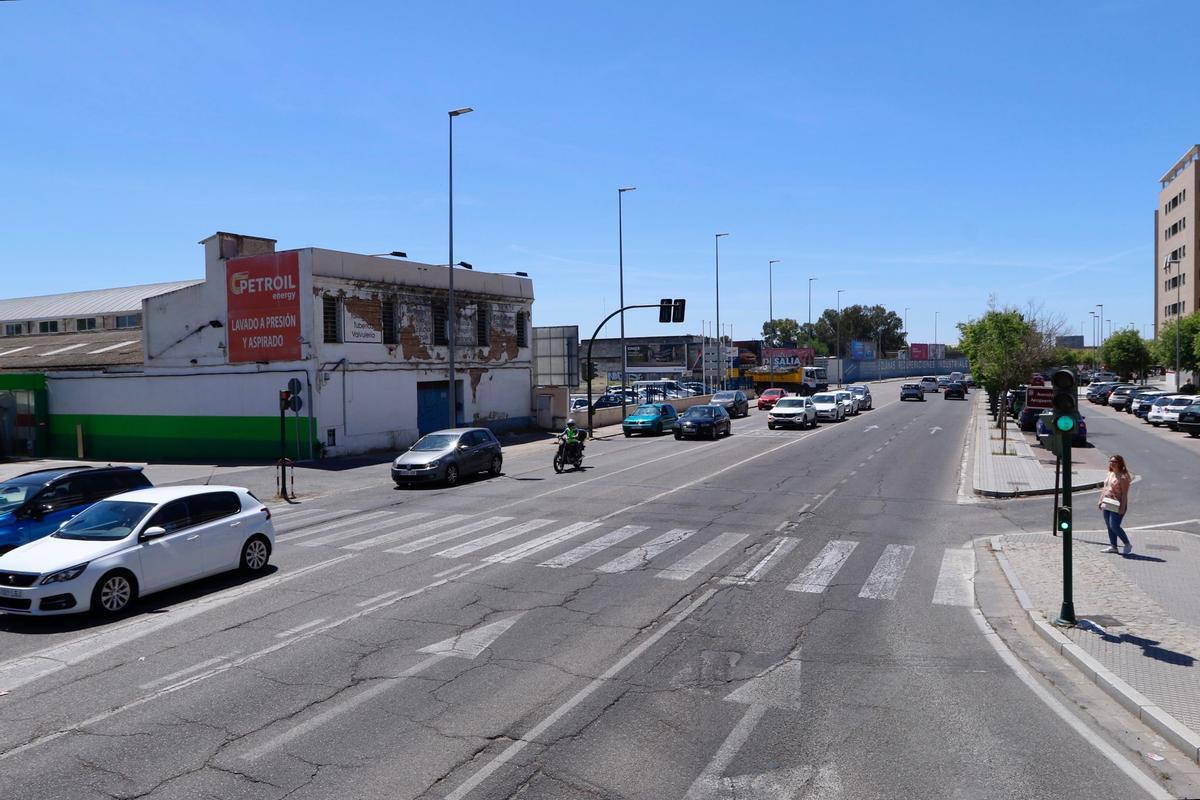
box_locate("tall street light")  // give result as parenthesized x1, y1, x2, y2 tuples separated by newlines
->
(618, 186, 636, 418)
(1090, 311, 1098, 371)
(903, 307, 909, 341)
(1096, 303, 1104, 349)
(768, 259, 781, 389)
(807, 277, 817, 328)
(836, 289, 845, 386)
(447, 106, 473, 428)
(934, 311, 940, 370)
(715, 233, 729, 389)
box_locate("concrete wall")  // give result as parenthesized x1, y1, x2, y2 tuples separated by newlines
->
(585, 394, 727, 430)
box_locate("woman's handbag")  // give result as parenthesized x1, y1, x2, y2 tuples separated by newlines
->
(1100, 496, 1122, 512)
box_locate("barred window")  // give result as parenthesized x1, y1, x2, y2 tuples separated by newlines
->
(515, 311, 528, 348)
(323, 295, 340, 343)
(76, 317, 97, 331)
(476, 304, 489, 347)
(382, 300, 397, 345)
(115, 313, 141, 329)
(38, 320, 59, 334)
(432, 301, 448, 346)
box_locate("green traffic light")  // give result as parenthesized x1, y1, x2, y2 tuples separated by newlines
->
(1055, 415, 1075, 432)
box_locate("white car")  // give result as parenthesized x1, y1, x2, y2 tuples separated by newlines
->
(919, 376, 939, 393)
(834, 390, 859, 415)
(810, 392, 845, 422)
(1148, 395, 1195, 429)
(0, 486, 274, 616)
(767, 397, 818, 429)
(848, 384, 873, 410)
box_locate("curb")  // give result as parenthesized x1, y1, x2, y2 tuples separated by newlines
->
(974, 479, 1106, 499)
(986, 536, 1200, 764)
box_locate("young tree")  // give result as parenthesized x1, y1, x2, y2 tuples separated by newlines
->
(1155, 312, 1200, 376)
(957, 308, 1037, 451)
(1100, 330, 1150, 381)
(761, 318, 802, 348)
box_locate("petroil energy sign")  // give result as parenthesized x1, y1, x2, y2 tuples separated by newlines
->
(226, 251, 302, 363)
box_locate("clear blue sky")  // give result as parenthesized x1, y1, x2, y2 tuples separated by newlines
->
(3, 1, 1195, 347)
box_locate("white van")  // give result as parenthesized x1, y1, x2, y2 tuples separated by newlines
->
(919, 376, 939, 393)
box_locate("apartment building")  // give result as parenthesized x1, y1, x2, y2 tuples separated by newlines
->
(1157, 146, 1200, 337)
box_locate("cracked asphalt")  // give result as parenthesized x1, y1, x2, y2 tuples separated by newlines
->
(0, 386, 1183, 799)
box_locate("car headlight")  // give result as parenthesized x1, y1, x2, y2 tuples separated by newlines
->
(40, 563, 89, 585)
(424, 459, 441, 469)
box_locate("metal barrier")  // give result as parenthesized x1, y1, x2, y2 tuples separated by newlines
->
(276, 458, 295, 500)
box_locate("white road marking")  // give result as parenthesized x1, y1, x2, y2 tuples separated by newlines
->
(339, 514, 475, 550)
(538, 525, 648, 569)
(386, 516, 515, 554)
(811, 489, 837, 512)
(276, 510, 394, 542)
(85, 340, 138, 355)
(932, 548, 975, 607)
(275, 509, 367, 537)
(0, 346, 32, 357)
(274, 618, 328, 638)
(434, 519, 556, 559)
(858, 544, 915, 600)
(432, 563, 485, 580)
(442, 588, 720, 800)
(787, 540, 858, 593)
(595, 529, 697, 573)
(657, 532, 748, 581)
(137, 653, 239, 690)
(774, 521, 789, 532)
(866, 453, 875, 460)
(355, 591, 400, 607)
(38, 342, 89, 356)
(797, 503, 811, 514)
(721, 537, 799, 585)
(0, 554, 356, 694)
(484, 521, 602, 564)
(683, 704, 768, 799)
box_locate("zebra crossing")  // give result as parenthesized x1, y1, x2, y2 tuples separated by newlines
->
(268, 503, 975, 606)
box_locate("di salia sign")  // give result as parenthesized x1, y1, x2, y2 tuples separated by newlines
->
(226, 252, 302, 363)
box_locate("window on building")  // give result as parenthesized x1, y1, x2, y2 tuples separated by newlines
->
(382, 300, 397, 345)
(75, 317, 97, 331)
(432, 301, 448, 346)
(476, 304, 489, 347)
(115, 313, 141, 329)
(515, 311, 528, 348)
(3, 323, 22, 337)
(38, 321, 59, 334)
(322, 295, 341, 343)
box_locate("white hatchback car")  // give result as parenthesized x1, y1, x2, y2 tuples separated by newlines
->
(834, 390, 859, 415)
(920, 376, 939, 393)
(0, 486, 274, 616)
(810, 392, 845, 422)
(1148, 395, 1195, 429)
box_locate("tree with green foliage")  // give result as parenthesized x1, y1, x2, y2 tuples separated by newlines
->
(957, 308, 1038, 451)
(761, 318, 802, 348)
(1100, 330, 1150, 381)
(1154, 312, 1200, 377)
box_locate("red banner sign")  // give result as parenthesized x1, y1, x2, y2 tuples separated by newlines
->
(226, 252, 301, 363)
(1026, 387, 1053, 409)
(909, 343, 929, 360)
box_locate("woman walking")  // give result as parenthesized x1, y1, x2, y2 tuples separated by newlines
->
(1099, 454, 1132, 555)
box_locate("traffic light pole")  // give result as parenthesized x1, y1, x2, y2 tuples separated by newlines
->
(585, 302, 684, 433)
(1055, 434, 1075, 626)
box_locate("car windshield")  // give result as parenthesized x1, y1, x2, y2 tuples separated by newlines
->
(812, 394, 835, 403)
(903, 384, 919, 390)
(53, 500, 155, 541)
(0, 483, 38, 514)
(713, 392, 736, 401)
(684, 406, 715, 418)
(850, 387, 865, 395)
(774, 398, 804, 408)
(1169, 397, 1193, 407)
(634, 405, 659, 415)
(411, 434, 459, 451)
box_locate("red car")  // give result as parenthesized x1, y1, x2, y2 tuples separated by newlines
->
(757, 388, 787, 410)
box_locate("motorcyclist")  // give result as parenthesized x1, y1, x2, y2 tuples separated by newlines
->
(559, 419, 586, 454)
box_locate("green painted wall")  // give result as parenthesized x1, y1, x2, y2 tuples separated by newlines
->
(0, 373, 46, 391)
(48, 413, 318, 462)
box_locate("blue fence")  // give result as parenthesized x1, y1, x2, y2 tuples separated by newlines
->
(842, 358, 969, 383)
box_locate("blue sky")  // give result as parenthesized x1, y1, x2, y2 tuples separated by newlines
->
(2, 1, 1194, 346)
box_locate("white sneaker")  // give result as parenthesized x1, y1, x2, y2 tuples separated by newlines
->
(1102, 546, 1118, 553)
(1122, 545, 1132, 555)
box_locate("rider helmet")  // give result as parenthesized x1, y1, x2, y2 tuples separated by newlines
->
(567, 419, 576, 428)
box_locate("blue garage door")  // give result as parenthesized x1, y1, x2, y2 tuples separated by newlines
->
(417, 380, 464, 435)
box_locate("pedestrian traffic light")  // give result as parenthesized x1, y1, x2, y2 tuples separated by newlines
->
(659, 298, 673, 323)
(1056, 506, 1072, 535)
(1050, 368, 1077, 434)
(672, 298, 686, 323)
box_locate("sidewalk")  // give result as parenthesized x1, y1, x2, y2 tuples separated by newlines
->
(971, 392, 1108, 497)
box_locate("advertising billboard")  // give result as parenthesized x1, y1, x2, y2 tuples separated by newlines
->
(734, 340, 761, 368)
(909, 343, 929, 361)
(626, 342, 687, 373)
(762, 347, 814, 370)
(226, 252, 302, 363)
(850, 340, 876, 361)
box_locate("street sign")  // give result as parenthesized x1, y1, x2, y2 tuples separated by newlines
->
(287, 394, 303, 413)
(1026, 387, 1053, 409)
(287, 377, 303, 395)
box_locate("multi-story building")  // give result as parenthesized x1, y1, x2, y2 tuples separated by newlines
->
(1156, 147, 1200, 337)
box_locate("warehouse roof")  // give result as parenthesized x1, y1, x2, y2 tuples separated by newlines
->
(0, 330, 144, 371)
(0, 281, 202, 323)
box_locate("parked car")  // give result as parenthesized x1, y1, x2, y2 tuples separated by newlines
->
(0, 486, 275, 616)
(1151, 395, 1196, 429)
(767, 397, 817, 429)
(1029, 374, 1045, 387)
(0, 466, 153, 556)
(1016, 405, 1043, 432)
(710, 390, 750, 418)
(847, 385, 873, 410)
(944, 382, 966, 400)
(590, 393, 625, 410)
(391, 428, 503, 487)
(900, 383, 925, 401)
(1095, 384, 1134, 406)
(919, 376, 939, 393)
(1036, 411, 1088, 447)
(834, 390, 859, 415)
(1106, 386, 1139, 411)
(757, 388, 788, 410)
(1176, 399, 1200, 437)
(623, 403, 678, 437)
(680, 382, 712, 396)
(1086, 382, 1117, 403)
(1131, 390, 1169, 418)
(674, 405, 731, 439)
(1121, 387, 1159, 414)
(811, 392, 846, 422)
(569, 396, 590, 414)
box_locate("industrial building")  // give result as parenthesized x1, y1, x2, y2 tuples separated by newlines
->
(0, 232, 534, 460)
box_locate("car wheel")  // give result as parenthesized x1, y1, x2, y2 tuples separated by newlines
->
(444, 464, 460, 486)
(489, 455, 503, 476)
(624, 431, 632, 438)
(91, 570, 137, 616)
(768, 422, 776, 430)
(725, 423, 732, 436)
(240, 535, 272, 573)
(674, 432, 682, 440)
(656, 423, 664, 435)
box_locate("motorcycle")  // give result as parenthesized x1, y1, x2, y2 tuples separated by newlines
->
(553, 433, 586, 473)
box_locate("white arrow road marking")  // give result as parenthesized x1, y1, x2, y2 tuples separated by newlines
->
(929, 426, 943, 434)
(864, 425, 880, 432)
(240, 614, 524, 760)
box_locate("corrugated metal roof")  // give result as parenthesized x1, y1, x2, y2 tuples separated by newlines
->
(0, 330, 144, 371)
(0, 281, 202, 322)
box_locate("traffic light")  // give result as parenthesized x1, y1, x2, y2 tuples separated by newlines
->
(1056, 505, 1072, 535)
(279, 389, 291, 413)
(659, 298, 673, 323)
(1050, 368, 1077, 434)
(672, 298, 686, 323)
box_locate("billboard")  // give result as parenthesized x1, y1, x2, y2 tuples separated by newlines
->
(762, 347, 814, 370)
(734, 340, 761, 368)
(850, 340, 876, 361)
(1056, 335, 1085, 349)
(626, 342, 687, 373)
(226, 252, 301, 363)
(909, 343, 928, 360)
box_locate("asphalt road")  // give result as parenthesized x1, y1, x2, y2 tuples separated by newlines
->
(0, 386, 1181, 799)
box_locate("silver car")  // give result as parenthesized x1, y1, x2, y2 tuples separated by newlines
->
(391, 428, 503, 487)
(847, 384, 873, 410)
(834, 390, 859, 416)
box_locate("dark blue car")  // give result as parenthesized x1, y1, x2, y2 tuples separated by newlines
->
(0, 467, 152, 554)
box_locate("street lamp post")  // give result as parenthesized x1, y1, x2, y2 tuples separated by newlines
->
(768, 259, 781, 389)
(618, 186, 636, 419)
(807, 277, 817, 328)
(1165, 257, 1182, 389)
(715, 233, 729, 389)
(836, 289, 845, 386)
(446, 106, 473, 429)
(1097, 303, 1104, 349)
(1090, 311, 1098, 371)
(934, 311, 940, 371)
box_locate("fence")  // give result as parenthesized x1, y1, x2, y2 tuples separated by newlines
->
(842, 358, 969, 384)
